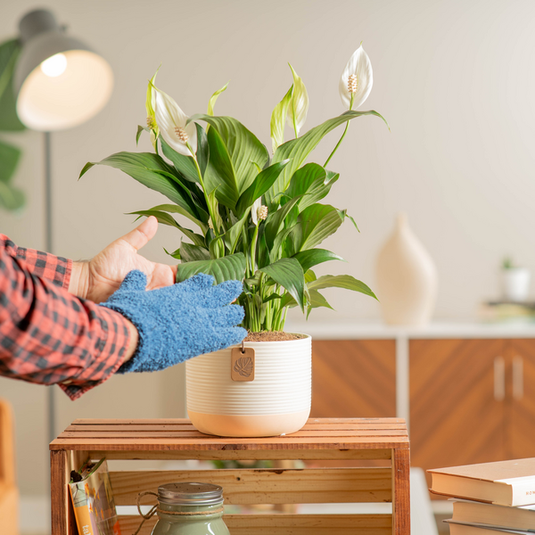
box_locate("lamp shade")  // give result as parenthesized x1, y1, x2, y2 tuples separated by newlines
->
(14, 9, 113, 131)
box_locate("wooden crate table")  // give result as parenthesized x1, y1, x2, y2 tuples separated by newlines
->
(50, 417, 410, 534)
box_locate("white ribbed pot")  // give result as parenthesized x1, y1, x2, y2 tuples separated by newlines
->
(186, 334, 311, 437)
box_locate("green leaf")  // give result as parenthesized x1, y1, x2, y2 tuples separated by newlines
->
(268, 110, 389, 204)
(286, 163, 339, 211)
(188, 114, 269, 194)
(0, 39, 25, 132)
(175, 253, 246, 284)
(196, 123, 209, 176)
(235, 160, 290, 216)
(287, 64, 309, 137)
(207, 82, 229, 116)
(270, 84, 293, 152)
(0, 181, 24, 211)
(203, 126, 239, 209)
(180, 242, 210, 262)
(164, 247, 181, 260)
(130, 209, 206, 247)
(264, 195, 303, 249)
(259, 257, 305, 312)
(306, 288, 334, 318)
(79, 152, 200, 215)
(292, 249, 344, 272)
(160, 138, 199, 183)
(290, 204, 344, 253)
(0, 139, 21, 183)
(223, 209, 251, 254)
(130, 203, 208, 233)
(308, 274, 377, 300)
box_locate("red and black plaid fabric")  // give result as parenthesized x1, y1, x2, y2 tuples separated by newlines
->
(0, 234, 131, 400)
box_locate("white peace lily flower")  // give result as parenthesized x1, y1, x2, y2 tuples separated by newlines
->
(152, 85, 197, 157)
(339, 44, 373, 110)
(251, 198, 262, 225)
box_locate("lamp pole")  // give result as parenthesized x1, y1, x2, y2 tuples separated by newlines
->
(44, 131, 55, 444)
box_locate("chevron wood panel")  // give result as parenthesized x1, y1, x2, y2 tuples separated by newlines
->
(311, 340, 396, 418)
(506, 339, 535, 459)
(410, 339, 507, 497)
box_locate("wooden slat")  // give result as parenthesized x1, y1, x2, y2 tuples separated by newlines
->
(67, 422, 407, 432)
(87, 448, 393, 461)
(110, 467, 392, 505)
(58, 430, 408, 439)
(72, 417, 405, 425)
(118, 513, 392, 535)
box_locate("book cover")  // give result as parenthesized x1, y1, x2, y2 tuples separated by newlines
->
(428, 458, 535, 506)
(452, 499, 535, 531)
(69, 458, 121, 535)
(447, 520, 534, 534)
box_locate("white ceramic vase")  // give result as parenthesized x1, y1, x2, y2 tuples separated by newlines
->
(375, 213, 437, 327)
(186, 335, 311, 437)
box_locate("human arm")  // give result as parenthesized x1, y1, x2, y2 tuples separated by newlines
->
(0, 235, 137, 400)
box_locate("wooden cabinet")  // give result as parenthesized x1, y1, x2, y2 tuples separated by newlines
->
(410, 338, 535, 495)
(311, 339, 396, 418)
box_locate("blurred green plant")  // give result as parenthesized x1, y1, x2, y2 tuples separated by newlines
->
(0, 38, 26, 211)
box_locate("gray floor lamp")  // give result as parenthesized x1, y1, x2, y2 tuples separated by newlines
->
(12, 8, 114, 443)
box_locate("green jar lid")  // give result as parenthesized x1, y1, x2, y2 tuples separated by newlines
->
(158, 482, 223, 506)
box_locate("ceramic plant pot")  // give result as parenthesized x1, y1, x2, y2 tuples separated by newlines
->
(502, 268, 531, 302)
(186, 335, 311, 437)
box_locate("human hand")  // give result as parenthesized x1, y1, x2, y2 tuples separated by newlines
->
(101, 270, 246, 373)
(69, 216, 176, 303)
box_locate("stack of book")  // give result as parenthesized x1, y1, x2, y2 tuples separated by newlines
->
(428, 458, 535, 534)
(479, 301, 535, 323)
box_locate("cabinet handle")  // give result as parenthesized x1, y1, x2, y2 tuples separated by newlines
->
(494, 356, 505, 401)
(513, 356, 524, 400)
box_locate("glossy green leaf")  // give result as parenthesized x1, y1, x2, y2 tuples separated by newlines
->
(285, 163, 339, 211)
(259, 257, 305, 311)
(188, 114, 269, 193)
(207, 82, 229, 116)
(306, 288, 334, 319)
(203, 126, 239, 208)
(270, 84, 293, 152)
(180, 242, 210, 262)
(290, 204, 344, 253)
(292, 249, 344, 272)
(235, 160, 290, 215)
(130, 209, 205, 247)
(224, 209, 251, 254)
(264, 195, 303, 249)
(308, 274, 377, 300)
(80, 151, 200, 217)
(130, 203, 208, 232)
(160, 138, 199, 183)
(268, 110, 388, 203)
(175, 253, 246, 284)
(195, 123, 209, 176)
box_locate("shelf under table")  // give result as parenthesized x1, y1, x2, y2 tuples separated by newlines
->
(50, 417, 410, 534)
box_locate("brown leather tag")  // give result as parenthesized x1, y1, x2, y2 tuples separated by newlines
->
(231, 347, 255, 382)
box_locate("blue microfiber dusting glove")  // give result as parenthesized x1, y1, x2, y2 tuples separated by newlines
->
(101, 270, 247, 373)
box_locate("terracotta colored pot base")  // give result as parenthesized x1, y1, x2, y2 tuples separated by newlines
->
(188, 409, 310, 437)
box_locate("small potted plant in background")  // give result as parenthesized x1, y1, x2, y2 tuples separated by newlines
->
(502, 257, 531, 302)
(81, 44, 388, 437)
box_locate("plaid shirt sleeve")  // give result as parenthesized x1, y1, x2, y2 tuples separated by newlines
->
(0, 234, 132, 400)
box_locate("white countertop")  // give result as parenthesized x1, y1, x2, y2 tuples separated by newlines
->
(285, 319, 535, 339)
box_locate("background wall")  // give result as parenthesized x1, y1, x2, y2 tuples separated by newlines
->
(1, 0, 535, 521)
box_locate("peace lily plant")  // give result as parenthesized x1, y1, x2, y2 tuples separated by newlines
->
(81, 45, 388, 332)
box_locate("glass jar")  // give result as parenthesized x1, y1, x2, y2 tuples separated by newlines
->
(151, 482, 229, 535)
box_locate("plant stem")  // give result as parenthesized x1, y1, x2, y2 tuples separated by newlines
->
(323, 93, 354, 168)
(188, 142, 220, 237)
